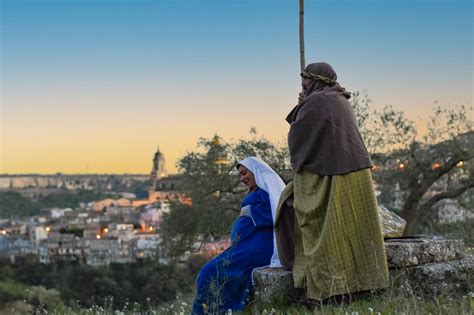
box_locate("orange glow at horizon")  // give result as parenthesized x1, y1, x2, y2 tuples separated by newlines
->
(1, 87, 468, 175)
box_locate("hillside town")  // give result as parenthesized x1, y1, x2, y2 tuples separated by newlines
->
(0, 149, 227, 266)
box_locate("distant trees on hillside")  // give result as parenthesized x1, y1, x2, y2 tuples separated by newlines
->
(0, 191, 39, 218)
(0, 190, 115, 219)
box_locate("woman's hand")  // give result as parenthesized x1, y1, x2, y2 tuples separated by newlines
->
(239, 205, 252, 217)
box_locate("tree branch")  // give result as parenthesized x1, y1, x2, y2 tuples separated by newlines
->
(426, 151, 474, 184)
(224, 207, 240, 213)
(420, 181, 474, 210)
(193, 233, 210, 252)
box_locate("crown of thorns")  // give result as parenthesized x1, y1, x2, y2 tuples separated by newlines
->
(300, 71, 337, 85)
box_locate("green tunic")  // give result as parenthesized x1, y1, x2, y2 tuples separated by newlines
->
(276, 168, 389, 300)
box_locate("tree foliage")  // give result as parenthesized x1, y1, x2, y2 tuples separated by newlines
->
(162, 94, 472, 253)
(352, 92, 473, 234)
(0, 191, 39, 219)
(36, 190, 113, 209)
(0, 255, 193, 309)
(0, 190, 116, 219)
(161, 131, 289, 256)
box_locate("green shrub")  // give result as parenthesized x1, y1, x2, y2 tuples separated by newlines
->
(27, 286, 64, 311)
(0, 280, 27, 305)
(430, 219, 474, 246)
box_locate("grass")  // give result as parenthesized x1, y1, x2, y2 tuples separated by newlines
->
(6, 288, 469, 314)
(251, 292, 473, 315)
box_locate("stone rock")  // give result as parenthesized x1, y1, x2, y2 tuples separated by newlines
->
(251, 267, 299, 310)
(436, 198, 473, 224)
(252, 239, 470, 308)
(379, 205, 406, 238)
(385, 238, 465, 268)
(390, 254, 474, 297)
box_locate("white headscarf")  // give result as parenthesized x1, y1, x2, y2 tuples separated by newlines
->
(238, 156, 285, 268)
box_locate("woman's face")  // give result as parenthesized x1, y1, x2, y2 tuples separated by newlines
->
(237, 165, 257, 191)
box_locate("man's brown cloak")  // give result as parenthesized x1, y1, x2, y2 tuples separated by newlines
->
(286, 85, 373, 176)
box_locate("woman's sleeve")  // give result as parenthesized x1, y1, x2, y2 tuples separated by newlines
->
(246, 190, 273, 229)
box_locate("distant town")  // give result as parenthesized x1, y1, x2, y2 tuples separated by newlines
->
(1, 147, 471, 267)
(0, 149, 226, 266)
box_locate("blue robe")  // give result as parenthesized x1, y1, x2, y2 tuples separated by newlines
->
(192, 188, 274, 314)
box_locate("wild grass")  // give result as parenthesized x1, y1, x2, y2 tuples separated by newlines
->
(250, 291, 473, 315)
(4, 287, 470, 314)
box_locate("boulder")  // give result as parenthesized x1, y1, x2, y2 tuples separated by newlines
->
(390, 254, 473, 297)
(379, 206, 406, 238)
(251, 267, 299, 309)
(385, 238, 465, 268)
(252, 238, 470, 307)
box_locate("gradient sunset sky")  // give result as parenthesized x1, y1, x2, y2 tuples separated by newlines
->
(1, 0, 472, 174)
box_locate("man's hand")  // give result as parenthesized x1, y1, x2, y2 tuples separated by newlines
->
(298, 83, 306, 104)
(298, 91, 305, 104)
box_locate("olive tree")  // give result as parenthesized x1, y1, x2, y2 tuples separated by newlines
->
(160, 131, 289, 256)
(352, 92, 473, 234)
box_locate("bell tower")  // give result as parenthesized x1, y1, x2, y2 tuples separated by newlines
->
(150, 147, 166, 182)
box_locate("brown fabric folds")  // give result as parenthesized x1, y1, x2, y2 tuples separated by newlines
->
(275, 188, 295, 270)
(274, 181, 296, 271)
(286, 63, 372, 176)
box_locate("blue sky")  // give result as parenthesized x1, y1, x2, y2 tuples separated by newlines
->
(1, 0, 472, 173)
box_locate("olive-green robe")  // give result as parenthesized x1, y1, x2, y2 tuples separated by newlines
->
(275, 168, 389, 301)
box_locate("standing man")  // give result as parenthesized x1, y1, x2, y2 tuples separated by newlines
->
(277, 62, 389, 302)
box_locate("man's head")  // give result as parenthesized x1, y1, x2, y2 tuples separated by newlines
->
(301, 62, 338, 95)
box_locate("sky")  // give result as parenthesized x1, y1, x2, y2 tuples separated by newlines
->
(0, 0, 472, 174)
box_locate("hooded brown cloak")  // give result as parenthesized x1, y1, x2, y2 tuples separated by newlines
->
(287, 63, 372, 175)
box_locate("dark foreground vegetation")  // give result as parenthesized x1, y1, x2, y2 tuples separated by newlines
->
(0, 254, 207, 312)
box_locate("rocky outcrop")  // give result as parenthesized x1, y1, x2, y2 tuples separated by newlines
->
(379, 206, 406, 238)
(390, 254, 473, 297)
(252, 238, 472, 309)
(385, 238, 464, 268)
(252, 268, 299, 309)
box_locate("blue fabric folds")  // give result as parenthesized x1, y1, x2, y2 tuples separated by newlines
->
(192, 189, 274, 314)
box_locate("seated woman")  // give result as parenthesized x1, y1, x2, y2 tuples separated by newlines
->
(192, 157, 285, 314)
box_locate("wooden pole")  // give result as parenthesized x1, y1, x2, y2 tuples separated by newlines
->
(299, 0, 305, 73)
